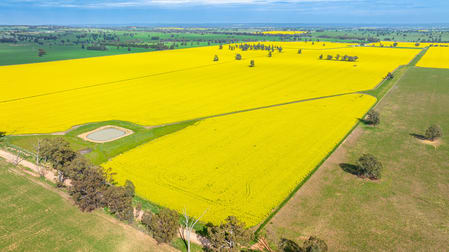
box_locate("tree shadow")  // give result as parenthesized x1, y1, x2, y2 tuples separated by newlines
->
(409, 133, 427, 140)
(339, 163, 360, 176)
(357, 118, 372, 125)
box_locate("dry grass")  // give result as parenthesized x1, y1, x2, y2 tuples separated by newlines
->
(263, 67, 449, 251)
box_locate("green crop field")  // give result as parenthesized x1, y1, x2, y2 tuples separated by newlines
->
(0, 159, 174, 252)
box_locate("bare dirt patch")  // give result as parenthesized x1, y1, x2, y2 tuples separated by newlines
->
(417, 138, 442, 149)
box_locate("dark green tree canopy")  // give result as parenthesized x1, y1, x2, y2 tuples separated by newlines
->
(425, 124, 443, 141)
(357, 154, 383, 180)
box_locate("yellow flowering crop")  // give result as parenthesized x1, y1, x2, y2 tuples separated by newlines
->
(104, 94, 376, 226)
(368, 41, 449, 48)
(0, 43, 418, 134)
(416, 46, 449, 69)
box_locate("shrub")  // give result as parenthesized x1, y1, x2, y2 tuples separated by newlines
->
(357, 154, 382, 180)
(213, 55, 219, 61)
(425, 125, 442, 141)
(365, 110, 380, 126)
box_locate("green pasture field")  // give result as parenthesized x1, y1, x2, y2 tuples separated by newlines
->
(263, 66, 449, 251)
(3, 120, 196, 165)
(0, 159, 173, 252)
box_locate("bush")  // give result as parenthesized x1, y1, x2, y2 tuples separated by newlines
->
(357, 154, 382, 180)
(213, 55, 219, 61)
(365, 110, 380, 126)
(425, 125, 442, 141)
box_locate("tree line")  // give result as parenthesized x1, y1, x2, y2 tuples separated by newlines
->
(319, 54, 359, 62)
(33, 137, 264, 251)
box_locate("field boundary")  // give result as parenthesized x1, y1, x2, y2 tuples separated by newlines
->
(254, 52, 412, 234)
(254, 99, 376, 235)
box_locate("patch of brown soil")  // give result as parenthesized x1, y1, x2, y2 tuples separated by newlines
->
(417, 138, 442, 149)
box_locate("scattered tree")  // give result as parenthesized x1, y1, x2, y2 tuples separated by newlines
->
(249, 60, 255, 67)
(357, 154, 383, 180)
(235, 53, 242, 60)
(219, 44, 223, 49)
(365, 110, 380, 126)
(303, 236, 328, 252)
(214, 55, 219, 61)
(319, 54, 323, 60)
(268, 51, 272, 57)
(425, 125, 443, 141)
(297, 49, 302, 54)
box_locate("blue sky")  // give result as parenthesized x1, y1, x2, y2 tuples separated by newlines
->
(1, 0, 449, 25)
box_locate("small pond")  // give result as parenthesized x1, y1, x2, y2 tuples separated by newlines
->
(86, 127, 127, 142)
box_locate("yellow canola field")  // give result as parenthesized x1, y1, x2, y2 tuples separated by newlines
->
(0, 46, 267, 102)
(104, 94, 376, 226)
(0, 45, 418, 134)
(261, 31, 307, 35)
(368, 41, 449, 48)
(416, 47, 449, 69)
(0, 42, 352, 103)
